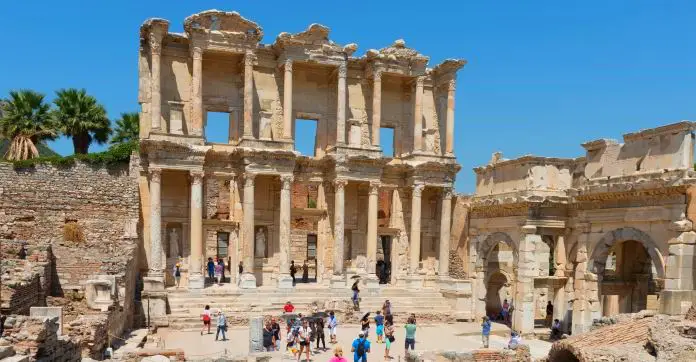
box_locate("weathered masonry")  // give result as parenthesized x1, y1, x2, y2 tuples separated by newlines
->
(137, 9, 464, 300)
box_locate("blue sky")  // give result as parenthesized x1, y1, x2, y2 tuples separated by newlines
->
(1, 1, 694, 192)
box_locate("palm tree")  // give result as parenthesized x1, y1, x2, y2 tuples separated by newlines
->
(111, 112, 140, 144)
(0, 90, 57, 160)
(52, 88, 112, 154)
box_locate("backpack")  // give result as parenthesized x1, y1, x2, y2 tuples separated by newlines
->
(356, 338, 366, 357)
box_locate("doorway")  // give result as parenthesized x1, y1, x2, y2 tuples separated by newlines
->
(378, 235, 392, 284)
(306, 234, 318, 283)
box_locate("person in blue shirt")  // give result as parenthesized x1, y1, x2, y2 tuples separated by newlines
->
(481, 316, 491, 348)
(351, 331, 371, 362)
(374, 311, 385, 344)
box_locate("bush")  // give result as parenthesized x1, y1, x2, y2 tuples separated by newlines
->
(8, 141, 138, 169)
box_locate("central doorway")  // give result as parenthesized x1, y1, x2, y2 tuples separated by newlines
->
(378, 235, 392, 284)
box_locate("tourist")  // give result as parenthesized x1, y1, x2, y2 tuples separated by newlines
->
(382, 300, 392, 316)
(481, 316, 491, 348)
(507, 331, 521, 350)
(271, 317, 281, 350)
(238, 261, 243, 275)
(0, 313, 6, 337)
(218, 256, 226, 282)
(315, 316, 326, 350)
(374, 310, 384, 344)
(215, 309, 227, 341)
(302, 260, 309, 283)
(351, 332, 370, 362)
(550, 319, 562, 340)
(172, 260, 182, 288)
(297, 319, 312, 362)
(328, 345, 348, 362)
(351, 280, 360, 310)
(290, 260, 297, 285)
(200, 305, 211, 335)
(263, 321, 275, 352)
(328, 311, 338, 344)
(404, 316, 416, 353)
(214, 259, 223, 285)
(17, 244, 27, 260)
(207, 257, 215, 282)
(384, 320, 395, 360)
(409, 313, 417, 325)
(360, 314, 370, 339)
(546, 301, 554, 327)
(501, 299, 510, 323)
(284, 301, 295, 313)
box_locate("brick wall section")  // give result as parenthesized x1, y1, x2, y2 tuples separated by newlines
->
(292, 183, 318, 209)
(2, 316, 81, 361)
(0, 243, 53, 314)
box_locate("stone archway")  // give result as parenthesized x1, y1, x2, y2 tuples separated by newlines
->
(475, 232, 518, 319)
(589, 227, 665, 279)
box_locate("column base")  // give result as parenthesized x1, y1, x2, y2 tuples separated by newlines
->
(143, 274, 165, 291)
(142, 274, 168, 327)
(188, 273, 205, 289)
(330, 275, 347, 289)
(278, 274, 294, 289)
(239, 272, 258, 289)
(403, 275, 424, 290)
(659, 290, 696, 315)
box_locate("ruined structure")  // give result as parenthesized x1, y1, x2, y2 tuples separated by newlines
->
(461, 121, 696, 337)
(137, 9, 464, 314)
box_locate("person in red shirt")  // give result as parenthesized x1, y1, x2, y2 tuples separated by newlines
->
(284, 301, 295, 313)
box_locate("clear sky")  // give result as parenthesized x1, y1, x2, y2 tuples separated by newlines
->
(1, 1, 694, 192)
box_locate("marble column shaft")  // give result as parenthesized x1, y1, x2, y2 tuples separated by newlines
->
(366, 181, 379, 274)
(333, 179, 347, 275)
(336, 63, 347, 145)
(149, 168, 163, 276)
(191, 46, 203, 136)
(149, 33, 162, 132)
(409, 184, 424, 274)
(243, 52, 255, 138)
(413, 76, 424, 152)
(283, 59, 293, 139)
(371, 70, 382, 146)
(445, 80, 455, 155)
(438, 188, 452, 276)
(243, 174, 256, 272)
(189, 171, 204, 278)
(279, 175, 293, 276)
(229, 176, 240, 282)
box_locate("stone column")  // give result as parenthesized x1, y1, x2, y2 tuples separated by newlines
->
(445, 79, 455, 155)
(149, 32, 163, 132)
(336, 62, 347, 145)
(188, 171, 205, 289)
(243, 51, 255, 138)
(554, 234, 567, 277)
(438, 187, 453, 277)
(366, 181, 380, 274)
(191, 46, 203, 136)
(412, 76, 424, 153)
(371, 70, 382, 147)
(513, 225, 539, 337)
(228, 176, 240, 283)
(283, 59, 293, 139)
(148, 168, 163, 278)
(241, 173, 257, 288)
(409, 184, 424, 275)
(278, 175, 294, 288)
(572, 226, 592, 335)
(331, 179, 347, 288)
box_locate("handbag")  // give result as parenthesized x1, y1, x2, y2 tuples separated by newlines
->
(388, 335, 395, 343)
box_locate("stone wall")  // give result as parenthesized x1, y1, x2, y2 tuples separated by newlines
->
(0, 242, 53, 314)
(1, 316, 81, 362)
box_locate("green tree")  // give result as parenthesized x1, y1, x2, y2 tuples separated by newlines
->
(53, 88, 111, 154)
(0, 90, 57, 160)
(111, 112, 140, 144)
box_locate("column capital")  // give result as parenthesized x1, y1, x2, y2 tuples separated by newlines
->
(338, 62, 347, 78)
(442, 187, 453, 200)
(447, 79, 456, 92)
(244, 173, 257, 187)
(373, 69, 383, 81)
(149, 32, 162, 55)
(334, 178, 348, 191)
(190, 170, 204, 184)
(280, 174, 294, 190)
(284, 58, 293, 73)
(191, 46, 203, 60)
(368, 181, 381, 195)
(149, 168, 162, 183)
(244, 51, 257, 66)
(415, 76, 425, 88)
(412, 183, 425, 197)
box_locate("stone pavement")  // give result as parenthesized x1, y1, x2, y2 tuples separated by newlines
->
(157, 322, 552, 361)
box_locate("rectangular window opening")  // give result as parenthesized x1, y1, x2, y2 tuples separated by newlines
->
(217, 232, 230, 258)
(205, 112, 231, 144)
(381, 127, 395, 157)
(307, 234, 318, 261)
(294, 119, 317, 156)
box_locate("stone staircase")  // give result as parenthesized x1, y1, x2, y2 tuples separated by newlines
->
(165, 285, 455, 330)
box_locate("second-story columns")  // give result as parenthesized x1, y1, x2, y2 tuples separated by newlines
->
(191, 46, 204, 136)
(413, 76, 424, 152)
(445, 80, 456, 155)
(283, 59, 293, 139)
(188, 170, 205, 288)
(336, 62, 347, 145)
(371, 70, 382, 147)
(243, 51, 256, 138)
(149, 33, 163, 132)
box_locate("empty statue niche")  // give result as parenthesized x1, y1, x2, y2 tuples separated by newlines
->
(294, 119, 318, 157)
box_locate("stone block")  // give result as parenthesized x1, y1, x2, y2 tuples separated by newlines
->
(85, 279, 114, 312)
(364, 275, 380, 296)
(239, 273, 257, 289)
(143, 276, 165, 291)
(277, 274, 294, 289)
(659, 290, 696, 315)
(141, 292, 168, 327)
(403, 275, 424, 290)
(330, 276, 346, 289)
(29, 307, 63, 336)
(188, 273, 205, 289)
(249, 316, 264, 353)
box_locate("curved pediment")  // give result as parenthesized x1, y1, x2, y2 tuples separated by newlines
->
(366, 39, 429, 63)
(184, 10, 263, 42)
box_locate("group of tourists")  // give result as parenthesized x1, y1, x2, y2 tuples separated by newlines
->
(289, 260, 311, 284)
(481, 299, 562, 348)
(205, 256, 228, 285)
(199, 305, 229, 341)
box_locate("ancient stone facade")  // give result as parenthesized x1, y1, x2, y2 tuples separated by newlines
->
(459, 121, 696, 337)
(137, 10, 463, 297)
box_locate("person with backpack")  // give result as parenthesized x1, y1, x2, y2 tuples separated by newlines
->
(172, 261, 182, 288)
(200, 305, 211, 335)
(351, 331, 370, 362)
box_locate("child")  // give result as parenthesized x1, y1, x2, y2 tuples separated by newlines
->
(374, 310, 385, 343)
